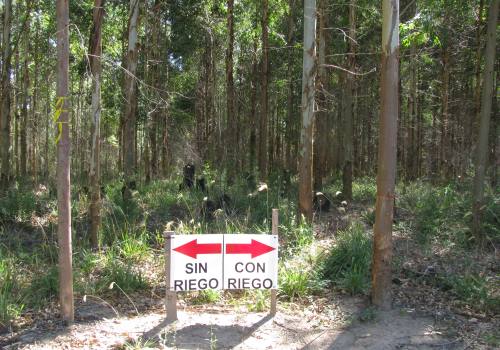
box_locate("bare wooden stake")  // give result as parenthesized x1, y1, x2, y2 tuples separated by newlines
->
(165, 231, 178, 321)
(271, 209, 278, 315)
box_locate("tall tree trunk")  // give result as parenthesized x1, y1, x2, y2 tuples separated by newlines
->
(56, 0, 74, 323)
(258, 0, 269, 180)
(313, 0, 328, 191)
(20, 3, 31, 179)
(123, 0, 139, 201)
(472, 0, 485, 142)
(149, 0, 161, 180)
(298, 0, 316, 222)
(204, 30, 215, 163)
(371, 0, 399, 310)
(472, 0, 498, 242)
(440, 46, 450, 179)
(407, 31, 418, 180)
(249, 38, 258, 172)
(31, 10, 40, 184)
(342, 0, 356, 200)
(89, 0, 105, 249)
(0, 0, 12, 188)
(226, 0, 236, 181)
(285, 0, 296, 172)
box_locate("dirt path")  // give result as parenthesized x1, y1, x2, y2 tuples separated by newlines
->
(3, 300, 460, 350)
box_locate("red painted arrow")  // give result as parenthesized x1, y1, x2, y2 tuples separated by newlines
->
(173, 239, 222, 259)
(226, 239, 275, 258)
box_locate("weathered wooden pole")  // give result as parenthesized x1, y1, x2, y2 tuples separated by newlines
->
(165, 231, 178, 321)
(270, 208, 278, 315)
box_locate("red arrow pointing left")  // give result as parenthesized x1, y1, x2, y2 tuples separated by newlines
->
(173, 239, 222, 259)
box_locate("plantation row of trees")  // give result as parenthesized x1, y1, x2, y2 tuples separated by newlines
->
(0, 0, 497, 322)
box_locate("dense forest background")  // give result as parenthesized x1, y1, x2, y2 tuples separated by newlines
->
(0, 0, 497, 193)
(0, 0, 498, 347)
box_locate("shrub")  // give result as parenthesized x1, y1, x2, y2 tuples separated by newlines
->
(0, 259, 24, 328)
(0, 189, 37, 223)
(444, 273, 499, 314)
(398, 181, 499, 247)
(29, 266, 59, 305)
(98, 258, 148, 293)
(191, 290, 221, 305)
(279, 268, 310, 300)
(352, 178, 377, 203)
(321, 223, 372, 294)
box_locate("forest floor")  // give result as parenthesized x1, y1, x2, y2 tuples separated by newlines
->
(1, 193, 498, 349)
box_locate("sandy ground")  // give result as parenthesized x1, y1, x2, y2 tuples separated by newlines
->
(2, 299, 461, 350)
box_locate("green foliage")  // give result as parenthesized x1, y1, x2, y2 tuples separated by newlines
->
(97, 248, 148, 293)
(279, 267, 309, 300)
(119, 229, 151, 263)
(321, 223, 372, 295)
(280, 214, 314, 256)
(0, 258, 24, 328)
(442, 274, 499, 314)
(358, 306, 377, 322)
(398, 181, 499, 247)
(246, 290, 268, 312)
(0, 188, 38, 222)
(191, 290, 221, 305)
(29, 266, 59, 305)
(352, 178, 377, 203)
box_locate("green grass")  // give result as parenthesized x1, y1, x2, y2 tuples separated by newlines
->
(2, 175, 496, 329)
(0, 257, 24, 328)
(190, 290, 221, 305)
(398, 180, 499, 247)
(440, 273, 500, 314)
(321, 222, 372, 295)
(29, 266, 59, 306)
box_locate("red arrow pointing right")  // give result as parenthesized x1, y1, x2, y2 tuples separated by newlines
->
(226, 239, 275, 258)
(173, 239, 222, 259)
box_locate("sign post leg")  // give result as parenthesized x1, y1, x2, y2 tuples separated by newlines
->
(165, 231, 178, 321)
(270, 209, 278, 315)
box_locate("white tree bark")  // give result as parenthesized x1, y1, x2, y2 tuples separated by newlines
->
(298, 0, 316, 222)
(371, 0, 399, 310)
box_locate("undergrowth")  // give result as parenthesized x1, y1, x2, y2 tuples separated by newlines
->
(320, 223, 372, 295)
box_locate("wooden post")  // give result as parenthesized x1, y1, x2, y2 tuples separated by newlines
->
(165, 231, 178, 321)
(270, 209, 278, 315)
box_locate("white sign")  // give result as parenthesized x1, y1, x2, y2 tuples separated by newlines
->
(224, 234, 278, 290)
(169, 234, 278, 291)
(170, 234, 224, 292)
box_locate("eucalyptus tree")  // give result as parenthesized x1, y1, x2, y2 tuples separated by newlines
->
(371, 0, 399, 310)
(89, 0, 105, 249)
(342, 0, 356, 200)
(0, 0, 12, 189)
(259, 0, 269, 180)
(298, 0, 316, 222)
(56, 0, 74, 323)
(472, 0, 499, 242)
(122, 0, 140, 201)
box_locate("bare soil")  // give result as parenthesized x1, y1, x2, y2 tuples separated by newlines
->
(1, 297, 461, 350)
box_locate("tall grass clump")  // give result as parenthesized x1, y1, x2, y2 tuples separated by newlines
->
(97, 248, 148, 293)
(321, 223, 372, 295)
(279, 263, 325, 300)
(352, 177, 377, 203)
(398, 180, 499, 247)
(0, 257, 24, 329)
(0, 188, 38, 222)
(28, 266, 59, 306)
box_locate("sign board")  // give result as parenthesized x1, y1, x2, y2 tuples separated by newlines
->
(170, 234, 224, 291)
(170, 234, 278, 291)
(224, 234, 278, 290)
